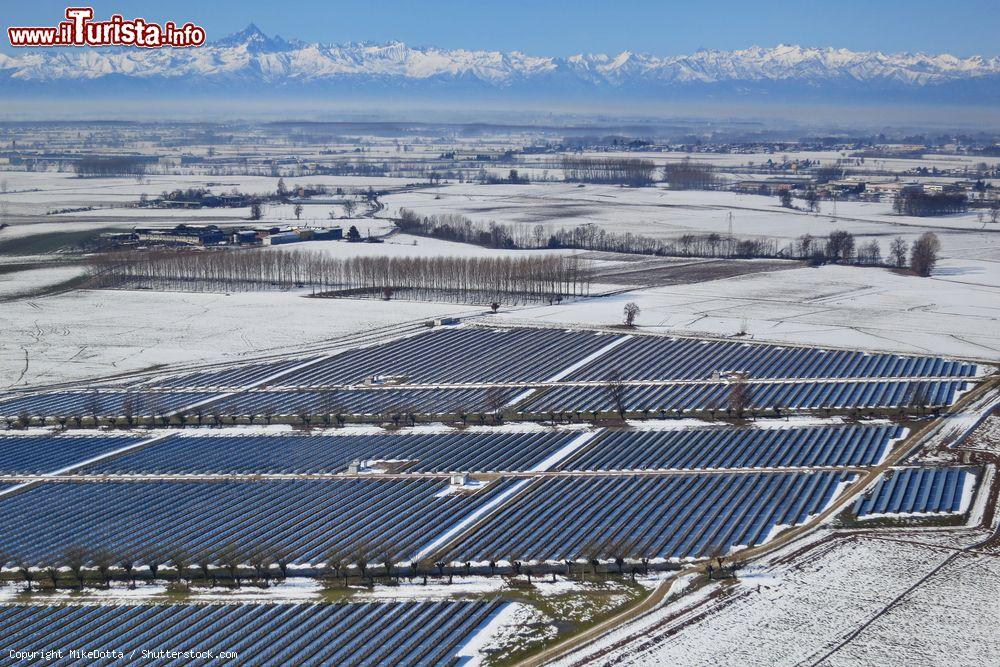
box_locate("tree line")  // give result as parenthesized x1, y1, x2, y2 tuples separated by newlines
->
(562, 157, 657, 186)
(90, 249, 591, 304)
(397, 209, 940, 272)
(0, 536, 734, 593)
(893, 189, 968, 216)
(74, 157, 147, 178)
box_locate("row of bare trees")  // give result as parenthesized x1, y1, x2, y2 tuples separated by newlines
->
(397, 209, 928, 269)
(893, 189, 968, 216)
(1, 543, 295, 591)
(2, 536, 733, 592)
(91, 250, 591, 304)
(74, 157, 147, 178)
(562, 157, 657, 186)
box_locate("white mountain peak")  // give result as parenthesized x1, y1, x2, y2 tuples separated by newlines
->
(1, 26, 997, 99)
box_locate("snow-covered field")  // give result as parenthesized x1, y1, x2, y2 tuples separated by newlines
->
(0, 264, 87, 299)
(1, 246, 995, 390)
(966, 415, 1000, 455)
(2, 171, 996, 393)
(557, 529, 997, 667)
(0, 172, 415, 213)
(823, 550, 1000, 666)
(269, 233, 586, 260)
(380, 183, 1000, 255)
(0, 289, 478, 388)
(500, 262, 1000, 359)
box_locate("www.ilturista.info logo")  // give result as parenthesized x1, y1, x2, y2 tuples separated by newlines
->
(7, 7, 206, 48)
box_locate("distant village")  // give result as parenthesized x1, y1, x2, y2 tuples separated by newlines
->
(117, 223, 349, 248)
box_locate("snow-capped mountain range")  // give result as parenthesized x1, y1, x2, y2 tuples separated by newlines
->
(4, 24, 999, 103)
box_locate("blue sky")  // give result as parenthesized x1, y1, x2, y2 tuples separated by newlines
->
(6, 0, 999, 56)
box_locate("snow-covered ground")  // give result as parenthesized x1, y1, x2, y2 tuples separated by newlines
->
(380, 183, 1000, 254)
(965, 415, 1000, 455)
(267, 233, 585, 260)
(556, 528, 997, 667)
(500, 262, 1000, 360)
(823, 551, 1000, 666)
(0, 289, 478, 388)
(0, 172, 415, 215)
(0, 264, 87, 299)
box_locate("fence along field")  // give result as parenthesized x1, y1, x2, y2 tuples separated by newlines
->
(0, 600, 502, 666)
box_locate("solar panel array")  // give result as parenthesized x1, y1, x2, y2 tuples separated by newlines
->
(82, 431, 582, 475)
(0, 435, 145, 474)
(854, 467, 973, 517)
(0, 478, 520, 564)
(140, 355, 321, 389)
(564, 424, 902, 471)
(0, 391, 217, 419)
(209, 387, 519, 417)
(522, 380, 969, 414)
(271, 327, 616, 386)
(566, 336, 978, 381)
(0, 601, 500, 666)
(0, 327, 982, 422)
(450, 471, 853, 561)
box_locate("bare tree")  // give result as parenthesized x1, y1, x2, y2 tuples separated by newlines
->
(145, 549, 163, 583)
(889, 236, 908, 269)
(44, 563, 61, 590)
(486, 388, 508, 425)
(342, 199, 357, 218)
(64, 546, 88, 589)
(248, 549, 273, 586)
(119, 552, 137, 588)
(86, 391, 102, 427)
(380, 547, 397, 584)
(196, 552, 217, 586)
(323, 548, 346, 587)
(17, 557, 37, 592)
(353, 543, 371, 586)
(910, 232, 941, 277)
(265, 546, 291, 581)
(169, 548, 190, 586)
(294, 203, 303, 220)
(92, 548, 114, 588)
(606, 370, 628, 420)
(623, 302, 641, 328)
(728, 377, 753, 419)
(826, 230, 855, 263)
(121, 394, 135, 427)
(218, 544, 242, 587)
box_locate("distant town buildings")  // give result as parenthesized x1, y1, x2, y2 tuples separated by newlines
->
(128, 224, 343, 248)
